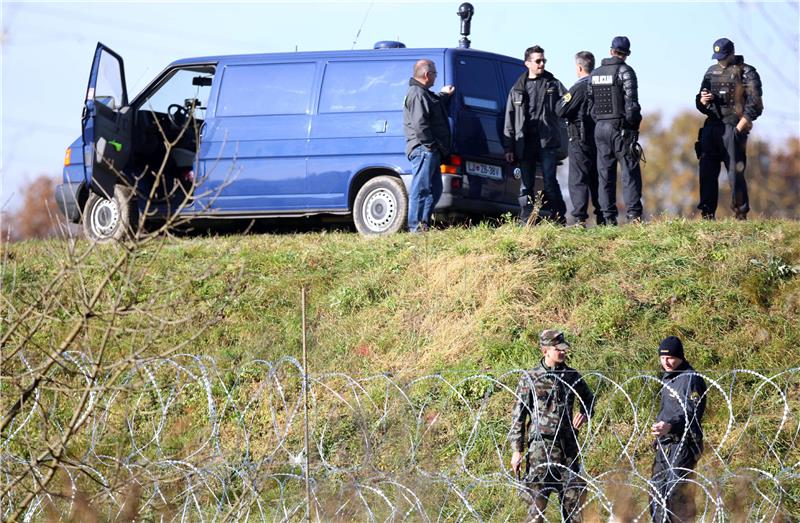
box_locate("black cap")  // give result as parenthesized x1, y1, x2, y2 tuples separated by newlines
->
(658, 336, 684, 359)
(611, 36, 631, 56)
(712, 38, 734, 60)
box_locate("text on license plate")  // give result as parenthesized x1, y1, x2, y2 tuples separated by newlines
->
(465, 161, 502, 180)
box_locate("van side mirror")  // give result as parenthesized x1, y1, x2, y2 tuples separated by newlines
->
(96, 95, 117, 110)
(192, 76, 212, 87)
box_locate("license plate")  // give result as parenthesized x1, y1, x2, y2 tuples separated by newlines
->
(465, 161, 502, 181)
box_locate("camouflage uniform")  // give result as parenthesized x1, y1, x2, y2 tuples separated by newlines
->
(509, 332, 595, 523)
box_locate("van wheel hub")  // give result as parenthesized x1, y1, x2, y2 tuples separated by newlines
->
(90, 198, 120, 237)
(363, 188, 397, 232)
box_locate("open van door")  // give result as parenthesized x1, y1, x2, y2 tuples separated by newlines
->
(82, 43, 132, 198)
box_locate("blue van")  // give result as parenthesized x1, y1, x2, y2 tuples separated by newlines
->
(56, 41, 527, 240)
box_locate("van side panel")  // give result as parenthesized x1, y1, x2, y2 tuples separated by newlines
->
(306, 111, 406, 209)
(197, 61, 317, 212)
(306, 56, 441, 210)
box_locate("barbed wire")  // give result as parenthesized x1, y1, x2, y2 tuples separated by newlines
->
(2, 354, 798, 521)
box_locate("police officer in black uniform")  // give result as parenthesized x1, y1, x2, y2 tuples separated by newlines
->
(587, 36, 643, 225)
(696, 38, 763, 220)
(556, 51, 605, 227)
(650, 336, 707, 523)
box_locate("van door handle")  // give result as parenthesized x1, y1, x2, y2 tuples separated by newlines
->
(372, 120, 388, 133)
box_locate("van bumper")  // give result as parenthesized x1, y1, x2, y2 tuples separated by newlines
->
(55, 182, 84, 223)
(436, 193, 518, 216)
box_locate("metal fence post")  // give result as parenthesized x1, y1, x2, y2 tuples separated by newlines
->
(302, 287, 311, 522)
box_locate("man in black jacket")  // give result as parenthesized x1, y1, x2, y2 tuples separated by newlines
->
(587, 36, 643, 225)
(556, 51, 605, 227)
(403, 59, 454, 232)
(695, 38, 763, 220)
(503, 46, 568, 225)
(650, 336, 707, 523)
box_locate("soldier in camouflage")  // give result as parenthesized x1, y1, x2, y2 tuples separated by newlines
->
(509, 330, 595, 522)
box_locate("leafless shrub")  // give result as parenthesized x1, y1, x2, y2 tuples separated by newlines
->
(0, 114, 242, 522)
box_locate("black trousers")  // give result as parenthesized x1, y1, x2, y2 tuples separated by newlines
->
(595, 120, 643, 222)
(650, 441, 698, 523)
(567, 137, 604, 225)
(518, 141, 566, 225)
(698, 122, 749, 218)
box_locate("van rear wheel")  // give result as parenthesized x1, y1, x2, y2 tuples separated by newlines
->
(83, 185, 138, 243)
(353, 176, 407, 236)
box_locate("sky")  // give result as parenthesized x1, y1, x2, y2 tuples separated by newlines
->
(1, 0, 798, 212)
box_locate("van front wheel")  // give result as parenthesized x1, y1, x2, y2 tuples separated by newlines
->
(83, 185, 138, 243)
(353, 176, 407, 236)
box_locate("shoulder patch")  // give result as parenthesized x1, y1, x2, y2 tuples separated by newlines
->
(561, 92, 572, 103)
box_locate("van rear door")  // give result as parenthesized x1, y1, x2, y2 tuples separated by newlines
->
(82, 43, 132, 199)
(452, 54, 510, 204)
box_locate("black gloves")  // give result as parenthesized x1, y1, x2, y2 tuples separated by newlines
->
(622, 129, 645, 165)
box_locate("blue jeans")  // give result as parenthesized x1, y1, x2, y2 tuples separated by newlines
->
(408, 147, 442, 232)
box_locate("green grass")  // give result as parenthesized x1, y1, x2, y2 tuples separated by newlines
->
(4, 218, 800, 519)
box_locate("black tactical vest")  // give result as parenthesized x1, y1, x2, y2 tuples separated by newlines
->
(570, 78, 593, 143)
(591, 64, 625, 120)
(707, 62, 743, 119)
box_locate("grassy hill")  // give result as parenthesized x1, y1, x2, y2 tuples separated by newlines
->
(20, 218, 795, 373)
(10, 219, 800, 373)
(5, 218, 800, 520)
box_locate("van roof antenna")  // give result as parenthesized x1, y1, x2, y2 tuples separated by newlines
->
(351, 0, 375, 49)
(457, 3, 474, 49)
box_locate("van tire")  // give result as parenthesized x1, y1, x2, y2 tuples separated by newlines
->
(353, 176, 407, 236)
(83, 185, 138, 243)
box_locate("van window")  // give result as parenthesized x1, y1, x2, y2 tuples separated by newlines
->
(456, 56, 501, 112)
(319, 60, 414, 113)
(216, 62, 316, 116)
(501, 62, 526, 94)
(139, 67, 214, 119)
(95, 49, 124, 109)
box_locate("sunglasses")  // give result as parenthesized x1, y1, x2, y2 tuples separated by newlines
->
(532, 59, 547, 65)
